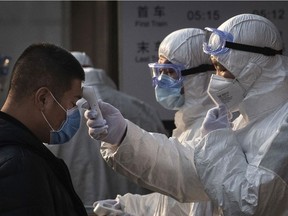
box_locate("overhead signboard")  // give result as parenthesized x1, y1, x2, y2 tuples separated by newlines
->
(118, 1, 288, 120)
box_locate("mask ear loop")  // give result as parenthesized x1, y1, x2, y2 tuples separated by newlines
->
(41, 91, 67, 132)
(41, 111, 55, 131)
(49, 91, 67, 112)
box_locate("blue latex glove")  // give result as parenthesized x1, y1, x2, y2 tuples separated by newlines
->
(93, 199, 128, 216)
(84, 100, 127, 144)
(201, 104, 233, 137)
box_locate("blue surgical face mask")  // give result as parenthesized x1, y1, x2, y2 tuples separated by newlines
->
(42, 92, 81, 144)
(155, 74, 184, 110)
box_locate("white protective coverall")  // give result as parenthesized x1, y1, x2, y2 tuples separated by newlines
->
(194, 14, 288, 215)
(47, 55, 167, 207)
(99, 29, 218, 215)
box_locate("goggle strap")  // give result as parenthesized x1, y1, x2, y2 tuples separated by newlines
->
(225, 41, 282, 56)
(181, 64, 215, 76)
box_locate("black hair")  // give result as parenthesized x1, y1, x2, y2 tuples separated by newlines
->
(9, 43, 85, 100)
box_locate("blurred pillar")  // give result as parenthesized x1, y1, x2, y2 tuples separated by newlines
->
(70, 1, 119, 87)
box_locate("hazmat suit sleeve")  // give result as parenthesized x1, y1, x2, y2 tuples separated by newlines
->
(100, 120, 209, 202)
(194, 122, 288, 215)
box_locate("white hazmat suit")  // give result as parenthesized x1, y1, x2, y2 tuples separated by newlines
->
(112, 28, 219, 216)
(97, 29, 218, 215)
(195, 14, 288, 215)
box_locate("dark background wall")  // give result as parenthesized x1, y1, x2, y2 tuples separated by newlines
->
(70, 1, 119, 86)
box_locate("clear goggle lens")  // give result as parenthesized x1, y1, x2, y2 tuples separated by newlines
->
(148, 63, 184, 88)
(203, 27, 234, 55)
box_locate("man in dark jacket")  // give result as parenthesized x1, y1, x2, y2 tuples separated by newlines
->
(0, 43, 87, 216)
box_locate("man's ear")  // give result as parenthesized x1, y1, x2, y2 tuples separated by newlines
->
(34, 87, 50, 110)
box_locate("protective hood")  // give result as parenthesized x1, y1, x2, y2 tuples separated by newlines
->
(83, 67, 117, 89)
(159, 28, 211, 69)
(213, 14, 288, 120)
(71, 51, 93, 67)
(158, 28, 214, 134)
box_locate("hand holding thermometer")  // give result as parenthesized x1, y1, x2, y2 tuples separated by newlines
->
(81, 86, 108, 137)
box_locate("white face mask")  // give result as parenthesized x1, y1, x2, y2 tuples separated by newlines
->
(207, 74, 246, 112)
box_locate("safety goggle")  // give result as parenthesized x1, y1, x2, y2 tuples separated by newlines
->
(148, 62, 215, 88)
(0, 56, 11, 75)
(203, 27, 282, 56)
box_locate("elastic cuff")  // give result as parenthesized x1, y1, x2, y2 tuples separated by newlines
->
(119, 126, 128, 145)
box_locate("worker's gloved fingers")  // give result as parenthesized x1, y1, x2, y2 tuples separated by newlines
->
(93, 199, 126, 216)
(93, 199, 120, 208)
(206, 106, 219, 120)
(84, 109, 98, 120)
(88, 125, 109, 140)
(200, 104, 232, 137)
(76, 98, 89, 109)
(218, 104, 228, 116)
(84, 100, 127, 144)
(87, 117, 107, 128)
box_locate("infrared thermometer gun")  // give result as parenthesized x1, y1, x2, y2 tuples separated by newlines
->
(82, 86, 108, 136)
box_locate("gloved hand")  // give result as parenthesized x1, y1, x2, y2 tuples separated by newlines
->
(84, 100, 127, 145)
(93, 199, 128, 216)
(200, 104, 233, 137)
(77, 98, 109, 140)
